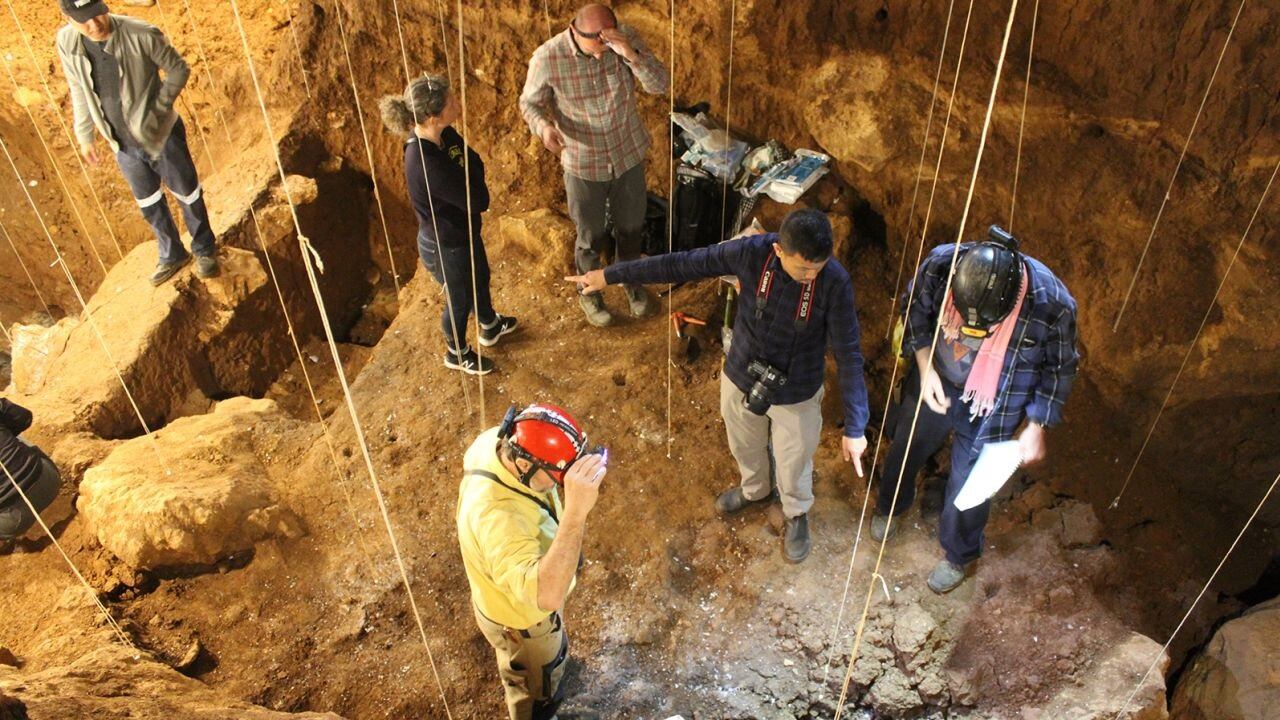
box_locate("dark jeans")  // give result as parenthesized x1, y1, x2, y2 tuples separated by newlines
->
(0, 456, 61, 540)
(114, 118, 216, 264)
(877, 368, 990, 565)
(419, 227, 495, 353)
(564, 163, 647, 275)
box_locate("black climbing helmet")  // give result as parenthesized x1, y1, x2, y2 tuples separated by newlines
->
(952, 225, 1023, 334)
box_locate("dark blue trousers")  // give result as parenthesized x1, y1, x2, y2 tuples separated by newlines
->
(418, 224, 495, 353)
(114, 118, 216, 264)
(877, 368, 990, 565)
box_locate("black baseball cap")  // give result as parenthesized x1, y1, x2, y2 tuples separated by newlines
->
(59, 0, 109, 22)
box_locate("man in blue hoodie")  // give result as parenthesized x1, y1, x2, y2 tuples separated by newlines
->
(567, 209, 869, 562)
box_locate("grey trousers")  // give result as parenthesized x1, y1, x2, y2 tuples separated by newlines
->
(564, 163, 647, 275)
(719, 373, 825, 518)
(114, 118, 217, 264)
(0, 456, 61, 540)
(473, 605, 568, 720)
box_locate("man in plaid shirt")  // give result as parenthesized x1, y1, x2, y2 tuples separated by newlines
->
(520, 3, 669, 327)
(873, 227, 1078, 593)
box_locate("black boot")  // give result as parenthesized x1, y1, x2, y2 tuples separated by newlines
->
(783, 513, 811, 563)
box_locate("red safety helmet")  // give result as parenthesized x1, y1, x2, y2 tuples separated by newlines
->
(498, 404, 588, 486)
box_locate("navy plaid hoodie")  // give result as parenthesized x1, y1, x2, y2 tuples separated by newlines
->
(604, 233, 870, 438)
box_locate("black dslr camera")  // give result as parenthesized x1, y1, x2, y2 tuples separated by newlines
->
(744, 360, 788, 415)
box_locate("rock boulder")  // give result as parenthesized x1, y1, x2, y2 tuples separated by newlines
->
(1170, 597, 1280, 720)
(78, 398, 307, 570)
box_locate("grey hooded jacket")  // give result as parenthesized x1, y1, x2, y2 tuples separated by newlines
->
(55, 14, 189, 159)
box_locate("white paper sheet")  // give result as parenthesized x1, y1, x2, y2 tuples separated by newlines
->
(954, 440, 1023, 511)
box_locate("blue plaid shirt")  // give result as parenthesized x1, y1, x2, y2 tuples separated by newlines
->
(902, 243, 1079, 444)
(604, 234, 871, 438)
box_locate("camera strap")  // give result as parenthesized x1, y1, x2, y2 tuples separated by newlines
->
(465, 469, 559, 523)
(754, 251, 817, 330)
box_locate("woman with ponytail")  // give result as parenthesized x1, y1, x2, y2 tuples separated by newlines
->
(380, 74, 517, 375)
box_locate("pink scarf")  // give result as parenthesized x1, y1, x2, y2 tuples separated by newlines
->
(940, 267, 1029, 419)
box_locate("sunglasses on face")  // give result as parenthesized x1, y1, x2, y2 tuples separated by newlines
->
(571, 21, 614, 41)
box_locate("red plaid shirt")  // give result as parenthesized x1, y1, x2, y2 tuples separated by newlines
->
(520, 27, 669, 182)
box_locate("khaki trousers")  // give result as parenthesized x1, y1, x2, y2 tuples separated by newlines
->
(473, 605, 569, 720)
(719, 372, 825, 518)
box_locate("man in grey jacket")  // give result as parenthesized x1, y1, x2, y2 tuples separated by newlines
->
(56, 0, 218, 286)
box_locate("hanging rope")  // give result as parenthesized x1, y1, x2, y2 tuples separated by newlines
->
(162, 0, 376, 564)
(0, 463, 134, 647)
(332, 0, 402, 295)
(541, 0, 552, 38)
(1112, 470, 1279, 718)
(715, 0, 735, 243)
(151, 1, 222, 175)
(455, 0, 488, 426)
(279, 0, 313, 99)
(435, 0, 455, 87)
(819, 0, 966, 693)
(833, 0, 1022, 713)
(226, 3, 454, 715)
(0, 55, 109, 278)
(665, 0, 676, 459)
(1112, 0, 1247, 332)
(3, 0, 125, 261)
(883, 0, 965, 341)
(1008, 0, 1039, 232)
(388, 0, 476, 419)
(1110, 153, 1280, 509)
(0, 218, 53, 318)
(0, 133, 172, 478)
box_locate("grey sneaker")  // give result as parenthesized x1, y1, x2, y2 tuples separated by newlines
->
(149, 255, 191, 286)
(714, 486, 773, 516)
(783, 513, 811, 563)
(194, 254, 219, 279)
(927, 559, 968, 594)
(578, 293, 613, 327)
(870, 514, 899, 542)
(623, 284, 653, 318)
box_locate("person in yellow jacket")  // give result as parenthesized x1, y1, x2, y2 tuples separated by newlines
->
(457, 403, 607, 720)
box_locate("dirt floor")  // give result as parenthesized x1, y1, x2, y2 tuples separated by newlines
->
(1, 0, 1279, 718)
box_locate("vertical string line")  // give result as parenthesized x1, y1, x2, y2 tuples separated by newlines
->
(169, 0, 376, 564)
(388, 0, 476, 418)
(3, 0, 125, 260)
(226, 4, 454, 715)
(1112, 0, 1248, 331)
(821, 0, 972, 692)
(884, 0, 968, 342)
(1110, 153, 1280, 508)
(0, 55, 108, 278)
(0, 217, 54, 317)
(833, 0, 1021, 713)
(665, 0, 676, 459)
(455, 0, 487, 426)
(1, 462, 134, 647)
(0, 132, 172, 477)
(280, 0, 313, 99)
(1008, 0, 1039, 231)
(332, 0, 403, 295)
(1112, 471, 1279, 718)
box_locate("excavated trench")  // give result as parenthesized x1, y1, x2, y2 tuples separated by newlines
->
(1, 0, 1279, 718)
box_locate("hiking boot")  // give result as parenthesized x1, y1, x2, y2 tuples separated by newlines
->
(443, 346, 494, 376)
(149, 255, 191, 286)
(714, 486, 773, 517)
(927, 559, 968, 594)
(478, 314, 519, 348)
(783, 513, 811, 563)
(578, 293, 613, 327)
(623, 284, 653, 318)
(194, 253, 219, 280)
(870, 514, 899, 542)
